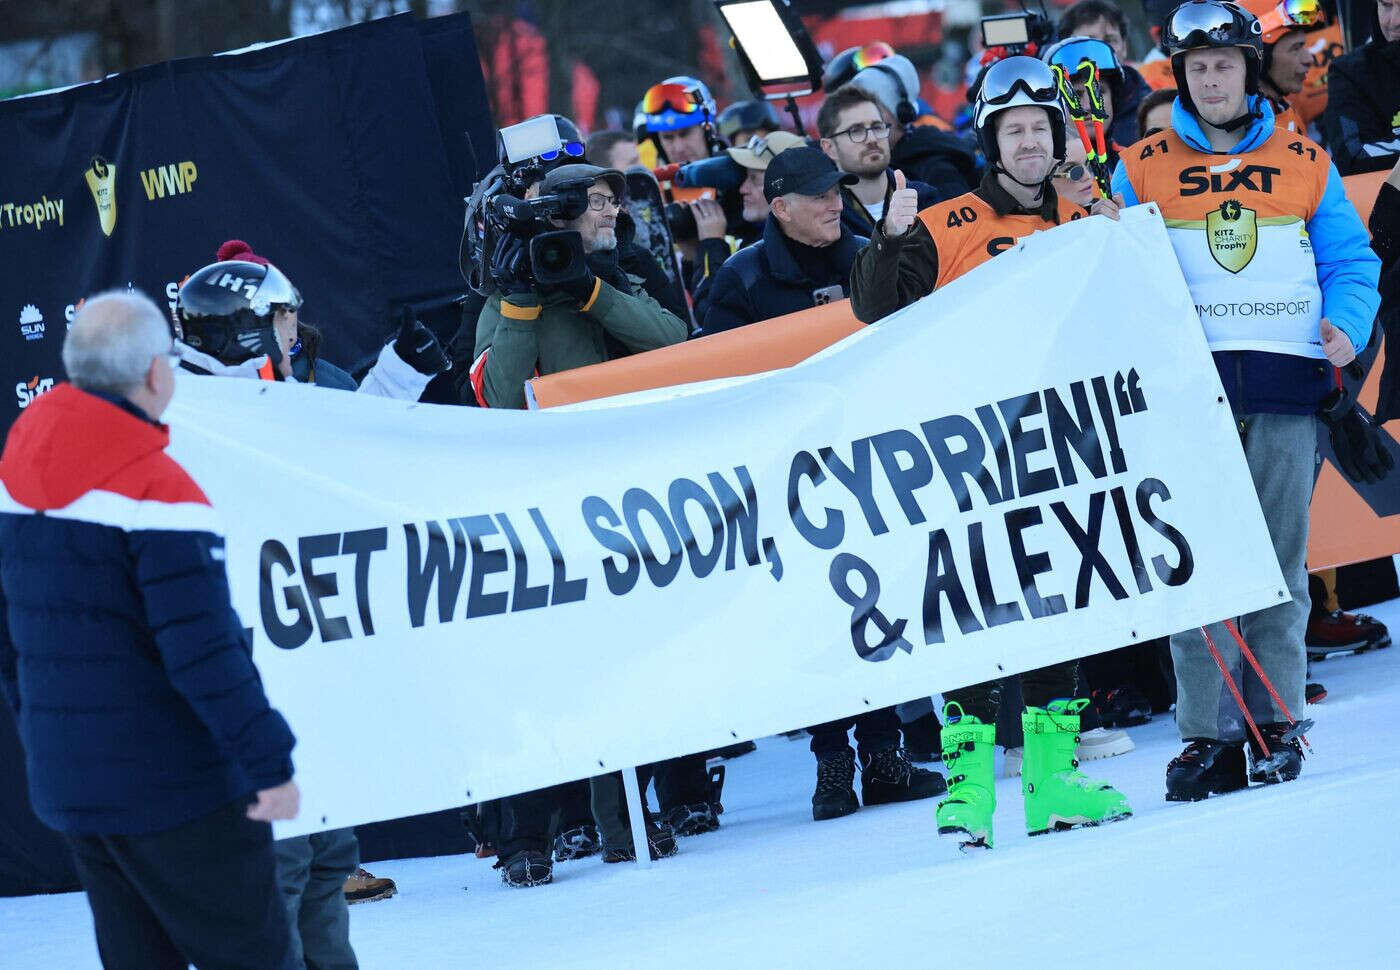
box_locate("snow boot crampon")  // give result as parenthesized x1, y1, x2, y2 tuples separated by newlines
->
(1022, 699, 1132, 835)
(935, 703, 996, 848)
(1165, 739, 1247, 801)
(812, 749, 859, 821)
(860, 747, 946, 805)
(1247, 722, 1306, 785)
(497, 850, 553, 888)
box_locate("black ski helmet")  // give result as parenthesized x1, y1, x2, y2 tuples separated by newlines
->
(176, 260, 302, 365)
(1163, 0, 1265, 111)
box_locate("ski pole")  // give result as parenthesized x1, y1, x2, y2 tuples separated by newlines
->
(1051, 64, 1111, 198)
(1200, 624, 1272, 757)
(1222, 618, 1314, 752)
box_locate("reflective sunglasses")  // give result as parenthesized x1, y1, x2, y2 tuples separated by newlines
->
(1053, 163, 1089, 181)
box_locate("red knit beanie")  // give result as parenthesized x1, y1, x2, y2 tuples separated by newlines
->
(215, 239, 270, 266)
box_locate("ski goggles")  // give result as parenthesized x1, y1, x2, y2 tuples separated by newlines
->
(1045, 37, 1121, 78)
(979, 56, 1060, 107)
(850, 41, 895, 72)
(539, 141, 585, 162)
(1165, 1, 1261, 52)
(1257, 0, 1321, 38)
(641, 82, 705, 117)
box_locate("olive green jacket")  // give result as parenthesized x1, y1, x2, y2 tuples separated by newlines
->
(473, 273, 688, 409)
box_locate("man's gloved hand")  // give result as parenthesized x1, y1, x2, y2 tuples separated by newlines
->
(554, 262, 600, 306)
(1318, 386, 1395, 484)
(489, 234, 534, 298)
(393, 313, 450, 375)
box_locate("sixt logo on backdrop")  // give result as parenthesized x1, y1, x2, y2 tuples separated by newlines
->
(15, 375, 55, 409)
(18, 305, 45, 342)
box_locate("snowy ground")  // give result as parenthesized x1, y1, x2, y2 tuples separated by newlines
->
(5, 603, 1399, 968)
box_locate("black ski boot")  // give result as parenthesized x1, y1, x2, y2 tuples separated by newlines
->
(497, 850, 553, 888)
(602, 819, 679, 863)
(663, 802, 720, 837)
(812, 748, 859, 821)
(860, 747, 947, 805)
(1165, 739, 1247, 801)
(1247, 723, 1305, 784)
(901, 712, 942, 763)
(552, 823, 601, 862)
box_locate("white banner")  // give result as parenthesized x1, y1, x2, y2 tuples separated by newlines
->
(165, 206, 1286, 837)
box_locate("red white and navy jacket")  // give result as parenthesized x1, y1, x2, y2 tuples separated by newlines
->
(0, 384, 294, 835)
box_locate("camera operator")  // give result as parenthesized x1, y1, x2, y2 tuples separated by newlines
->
(473, 163, 687, 410)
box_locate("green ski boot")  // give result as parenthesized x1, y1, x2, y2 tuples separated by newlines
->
(1022, 699, 1132, 836)
(935, 703, 997, 848)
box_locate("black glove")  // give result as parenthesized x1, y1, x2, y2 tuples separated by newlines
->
(393, 314, 449, 376)
(554, 262, 599, 306)
(1318, 386, 1395, 484)
(489, 234, 533, 298)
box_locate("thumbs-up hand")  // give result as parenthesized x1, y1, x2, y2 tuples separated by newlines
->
(883, 169, 919, 238)
(1321, 318, 1356, 367)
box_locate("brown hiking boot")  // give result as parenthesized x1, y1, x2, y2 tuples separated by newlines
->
(344, 866, 397, 904)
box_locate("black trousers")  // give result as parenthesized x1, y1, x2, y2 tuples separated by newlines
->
(944, 660, 1081, 726)
(809, 705, 902, 759)
(65, 798, 295, 970)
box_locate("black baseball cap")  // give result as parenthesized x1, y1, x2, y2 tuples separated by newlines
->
(763, 146, 858, 202)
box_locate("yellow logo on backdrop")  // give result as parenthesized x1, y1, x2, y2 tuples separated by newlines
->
(84, 156, 117, 237)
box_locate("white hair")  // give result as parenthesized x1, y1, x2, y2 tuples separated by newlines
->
(61, 290, 172, 395)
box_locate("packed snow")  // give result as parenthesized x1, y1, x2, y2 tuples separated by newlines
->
(4, 600, 1398, 968)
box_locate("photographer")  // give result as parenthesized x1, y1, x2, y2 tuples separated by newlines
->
(473, 163, 687, 411)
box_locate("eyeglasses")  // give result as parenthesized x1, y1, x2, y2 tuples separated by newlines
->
(834, 121, 891, 143)
(1053, 163, 1088, 181)
(539, 141, 585, 162)
(587, 193, 621, 211)
(642, 82, 703, 116)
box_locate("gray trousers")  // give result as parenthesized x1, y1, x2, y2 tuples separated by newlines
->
(1170, 412, 1314, 741)
(274, 829, 358, 970)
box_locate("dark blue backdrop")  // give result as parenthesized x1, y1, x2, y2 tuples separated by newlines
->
(0, 12, 495, 437)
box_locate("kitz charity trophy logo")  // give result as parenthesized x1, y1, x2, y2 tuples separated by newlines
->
(85, 155, 117, 237)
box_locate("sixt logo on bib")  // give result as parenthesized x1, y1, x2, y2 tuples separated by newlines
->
(1179, 160, 1281, 197)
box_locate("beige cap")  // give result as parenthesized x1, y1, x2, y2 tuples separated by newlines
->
(724, 131, 808, 171)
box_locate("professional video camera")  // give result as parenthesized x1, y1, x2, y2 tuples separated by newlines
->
(979, 2, 1057, 61)
(460, 115, 592, 294)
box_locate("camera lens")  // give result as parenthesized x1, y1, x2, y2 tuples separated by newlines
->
(665, 202, 698, 242)
(535, 237, 573, 273)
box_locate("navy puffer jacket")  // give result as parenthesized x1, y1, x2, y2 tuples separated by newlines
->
(0, 385, 295, 835)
